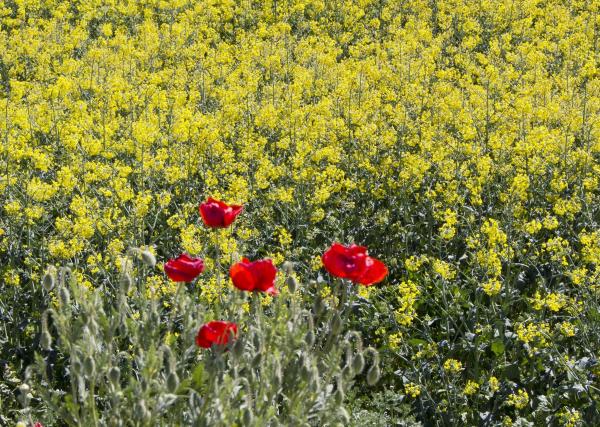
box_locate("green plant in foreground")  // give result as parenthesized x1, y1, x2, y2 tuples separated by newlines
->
(24, 252, 381, 426)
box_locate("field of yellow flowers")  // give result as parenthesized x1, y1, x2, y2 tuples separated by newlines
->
(1, 0, 600, 425)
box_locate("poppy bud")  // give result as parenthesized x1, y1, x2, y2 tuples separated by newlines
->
(342, 365, 352, 379)
(352, 353, 365, 374)
(83, 356, 95, 377)
(250, 331, 259, 349)
(59, 286, 70, 306)
(252, 353, 262, 368)
(120, 273, 133, 294)
(42, 268, 56, 291)
(330, 313, 343, 335)
(89, 319, 99, 336)
(166, 372, 179, 393)
(242, 408, 253, 426)
(17, 384, 31, 408)
(72, 359, 83, 376)
(367, 364, 380, 386)
(140, 250, 156, 268)
(40, 331, 52, 350)
(108, 367, 120, 387)
(304, 330, 315, 347)
(134, 400, 150, 422)
(282, 261, 294, 275)
(232, 338, 245, 359)
(334, 377, 345, 405)
(313, 296, 326, 316)
(301, 364, 311, 383)
(337, 408, 350, 424)
(285, 276, 298, 293)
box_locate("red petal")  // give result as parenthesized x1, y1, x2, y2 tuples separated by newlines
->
(252, 259, 277, 293)
(357, 257, 388, 286)
(230, 262, 256, 291)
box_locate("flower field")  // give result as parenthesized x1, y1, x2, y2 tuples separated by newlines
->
(1, 0, 599, 425)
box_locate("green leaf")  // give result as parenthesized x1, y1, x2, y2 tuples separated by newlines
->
(491, 340, 505, 356)
(192, 363, 205, 390)
(408, 338, 427, 347)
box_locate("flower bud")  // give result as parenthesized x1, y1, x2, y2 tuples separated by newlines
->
(352, 353, 365, 375)
(367, 364, 380, 386)
(108, 367, 120, 387)
(282, 261, 294, 275)
(134, 399, 151, 422)
(312, 296, 326, 316)
(342, 365, 352, 379)
(166, 372, 179, 393)
(334, 386, 345, 405)
(140, 250, 157, 268)
(330, 313, 343, 335)
(40, 331, 52, 350)
(337, 407, 350, 424)
(252, 331, 262, 350)
(252, 353, 262, 368)
(42, 268, 56, 291)
(304, 330, 315, 347)
(285, 276, 298, 293)
(72, 359, 83, 376)
(17, 384, 31, 408)
(300, 365, 311, 383)
(232, 338, 245, 360)
(59, 286, 70, 306)
(83, 356, 96, 377)
(242, 408, 253, 426)
(120, 273, 133, 294)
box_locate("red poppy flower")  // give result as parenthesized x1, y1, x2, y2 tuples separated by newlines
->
(199, 197, 243, 228)
(230, 258, 278, 295)
(195, 321, 238, 348)
(164, 254, 205, 282)
(322, 243, 388, 286)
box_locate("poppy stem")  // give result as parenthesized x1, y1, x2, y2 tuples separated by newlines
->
(214, 230, 222, 318)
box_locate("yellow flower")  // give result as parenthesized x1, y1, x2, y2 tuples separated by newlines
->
(506, 389, 529, 409)
(443, 358, 463, 374)
(404, 382, 421, 398)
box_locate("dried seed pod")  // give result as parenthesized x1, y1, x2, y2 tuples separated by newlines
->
(140, 250, 157, 268)
(166, 372, 179, 393)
